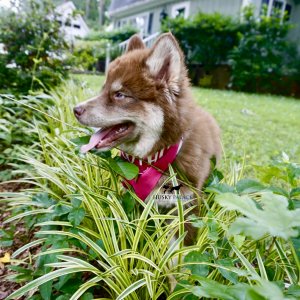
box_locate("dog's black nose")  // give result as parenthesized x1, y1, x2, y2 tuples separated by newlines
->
(73, 106, 85, 118)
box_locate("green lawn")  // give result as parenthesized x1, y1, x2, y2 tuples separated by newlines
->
(72, 74, 300, 174)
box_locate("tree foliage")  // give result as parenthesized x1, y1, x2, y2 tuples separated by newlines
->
(0, 0, 69, 94)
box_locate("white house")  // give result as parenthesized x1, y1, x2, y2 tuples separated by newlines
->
(109, 0, 300, 46)
(55, 1, 90, 41)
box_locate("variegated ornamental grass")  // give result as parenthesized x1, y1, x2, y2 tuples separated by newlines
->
(1, 79, 300, 299)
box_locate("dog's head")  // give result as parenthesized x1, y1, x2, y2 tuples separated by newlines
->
(74, 33, 189, 158)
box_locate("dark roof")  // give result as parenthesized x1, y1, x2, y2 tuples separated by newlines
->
(109, 0, 144, 12)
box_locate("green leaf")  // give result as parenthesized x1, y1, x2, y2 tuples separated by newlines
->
(206, 211, 219, 241)
(0, 238, 13, 247)
(216, 258, 238, 284)
(55, 296, 70, 300)
(109, 157, 139, 180)
(81, 292, 93, 300)
(235, 179, 265, 194)
(71, 135, 91, 146)
(71, 198, 82, 208)
(54, 204, 72, 216)
(187, 215, 205, 229)
(122, 191, 135, 214)
(181, 277, 251, 300)
(68, 208, 85, 227)
(205, 183, 235, 194)
(39, 280, 52, 300)
(32, 193, 56, 208)
(287, 284, 300, 297)
(90, 149, 112, 158)
(216, 192, 300, 240)
(54, 273, 74, 291)
(183, 251, 211, 277)
(248, 280, 287, 300)
(290, 187, 300, 198)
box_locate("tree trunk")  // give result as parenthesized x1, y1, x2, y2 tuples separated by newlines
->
(85, 0, 90, 19)
(98, 0, 104, 27)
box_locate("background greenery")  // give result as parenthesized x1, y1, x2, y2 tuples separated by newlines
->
(163, 6, 300, 96)
(0, 0, 69, 94)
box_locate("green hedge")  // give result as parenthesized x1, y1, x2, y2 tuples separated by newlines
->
(163, 6, 300, 96)
(162, 12, 239, 72)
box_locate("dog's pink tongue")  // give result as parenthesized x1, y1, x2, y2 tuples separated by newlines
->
(80, 128, 111, 153)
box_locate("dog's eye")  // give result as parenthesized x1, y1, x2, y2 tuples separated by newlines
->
(114, 92, 126, 100)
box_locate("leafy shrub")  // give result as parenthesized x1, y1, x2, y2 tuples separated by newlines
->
(0, 0, 69, 94)
(163, 7, 300, 96)
(69, 26, 136, 72)
(163, 13, 239, 72)
(0, 93, 51, 181)
(229, 5, 299, 94)
(84, 26, 138, 43)
(2, 80, 299, 299)
(68, 40, 122, 72)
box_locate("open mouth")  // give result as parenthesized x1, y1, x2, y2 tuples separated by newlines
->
(81, 122, 135, 153)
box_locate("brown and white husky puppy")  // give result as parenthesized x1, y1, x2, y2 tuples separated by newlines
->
(74, 33, 221, 245)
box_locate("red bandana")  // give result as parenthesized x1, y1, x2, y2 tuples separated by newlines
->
(121, 140, 182, 201)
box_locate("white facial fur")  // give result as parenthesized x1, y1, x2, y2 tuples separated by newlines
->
(119, 103, 164, 157)
(77, 95, 164, 158)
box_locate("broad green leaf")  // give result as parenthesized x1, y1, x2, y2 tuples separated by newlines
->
(68, 208, 85, 227)
(0, 239, 13, 247)
(187, 215, 205, 229)
(122, 191, 135, 214)
(216, 192, 300, 240)
(248, 280, 287, 300)
(290, 187, 300, 198)
(39, 280, 52, 300)
(109, 157, 139, 180)
(235, 179, 265, 194)
(207, 211, 219, 241)
(81, 292, 93, 300)
(181, 277, 250, 300)
(287, 284, 300, 297)
(54, 204, 72, 216)
(71, 135, 91, 146)
(55, 296, 70, 300)
(71, 198, 82, 208)
(32, 193, 56, 208)
(183, 251, 211, 277)
(216, 258, 238, 284)
(205, 183, 235, 194)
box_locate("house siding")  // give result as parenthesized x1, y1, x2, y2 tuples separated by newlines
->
(289, 3, 300, 50)
(190, 0, 242, 18)
(110, 0, 300, 49)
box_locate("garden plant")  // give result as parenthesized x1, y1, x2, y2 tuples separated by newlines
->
(0, 77, 299, 299)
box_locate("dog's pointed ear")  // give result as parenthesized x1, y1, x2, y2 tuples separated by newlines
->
(146, 33, 182, 82)
(126, 34, 145, 52)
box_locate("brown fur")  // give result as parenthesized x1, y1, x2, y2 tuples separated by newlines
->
(74, 33, 221, 246)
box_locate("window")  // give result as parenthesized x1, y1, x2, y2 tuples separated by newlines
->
(127, 14, 148, 36)
(171, 1, 190, 19)
(74, 24, 81, 29)
(261, 0, 292, 20)
(148, 12, 153, 35)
